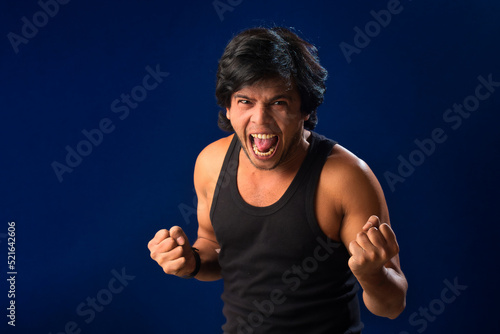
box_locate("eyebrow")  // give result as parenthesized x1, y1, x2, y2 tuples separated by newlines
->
(272, 94, 294, 101)
(233, 94, 253, 100)
(233, 93, 294, 101)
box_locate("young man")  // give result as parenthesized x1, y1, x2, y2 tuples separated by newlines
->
(148, 27, 407, 333)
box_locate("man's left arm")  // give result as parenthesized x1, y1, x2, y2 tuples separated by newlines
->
(336, 153, 408, 319)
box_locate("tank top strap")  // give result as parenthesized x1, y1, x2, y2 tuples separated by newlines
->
(305, 133, 337, 237)
(210, 135, 240, 222)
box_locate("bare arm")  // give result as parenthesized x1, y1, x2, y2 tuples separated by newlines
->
(189, 143, 224, 281)
(325, 146, 407, 319)
(148, 137, 231, 281)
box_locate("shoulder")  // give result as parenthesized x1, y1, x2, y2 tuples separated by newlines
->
(313, 140, 385, 241)
(320, 143, 382, 207)
(315, 142, 388, 241)
(323, 144, 372, 182)
(194, 134, 235, 191)
(310, 133, 366, 173)
(195, 134, 234, 170)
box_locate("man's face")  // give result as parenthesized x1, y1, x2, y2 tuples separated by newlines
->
(226, 78, 309, 171)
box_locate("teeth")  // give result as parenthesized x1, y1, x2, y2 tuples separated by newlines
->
(250, 133, 278, 157)
(253, 144, 275, 157)
(251, 134, 277, 139)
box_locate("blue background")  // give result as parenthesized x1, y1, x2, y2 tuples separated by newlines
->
(1, 0, 499, 333)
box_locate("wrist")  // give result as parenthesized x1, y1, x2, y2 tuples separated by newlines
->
(355, 266, 389, 286)
(182, 247, 201, 279)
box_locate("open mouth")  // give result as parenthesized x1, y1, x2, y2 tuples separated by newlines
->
(250, 133, 279, 158)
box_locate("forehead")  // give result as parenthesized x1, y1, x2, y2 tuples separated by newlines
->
(233, 78, 299, 99)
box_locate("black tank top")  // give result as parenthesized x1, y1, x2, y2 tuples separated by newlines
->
(210, 132, 363, 334)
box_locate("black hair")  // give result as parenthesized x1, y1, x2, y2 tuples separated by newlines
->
(215, 27, 328, 131)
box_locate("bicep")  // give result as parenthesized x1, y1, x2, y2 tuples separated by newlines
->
(192, 135, 232, 251)
(339, 159, 401, 270)
(193, 150, 220, 248)
(195, 187, 218, 245)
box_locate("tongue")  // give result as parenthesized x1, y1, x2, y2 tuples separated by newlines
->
(254, 137, 277, 152)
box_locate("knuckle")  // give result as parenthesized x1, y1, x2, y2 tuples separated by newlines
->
(169, 225, 182, 235)
(161, 237, 176, 249)
(156, 255, 168, 266)
(368, 227, 379, 237)
(165, 246, 181, 260)
(392, 242, 400, 255)
(163, 261, 176, 274)
(165, 258, 186, 275)
(177, 257, 187, 269)
(158, 251, 188, 276)
(357, 256, 368, 266)
(363, 249, 376, 262)
(156, 229, 168, 238)
(379, 249, 388, 260)
(150, 250, 157, 260)
(163, 264, 172, 275)
(173, 245, 184, 257)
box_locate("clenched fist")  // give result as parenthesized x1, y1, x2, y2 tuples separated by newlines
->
(348, 215, 400, 279)
(148, 226, 197, 278)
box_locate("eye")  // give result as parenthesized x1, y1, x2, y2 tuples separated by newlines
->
(238, 99, 251, 105)
(273, 101, 287, 106)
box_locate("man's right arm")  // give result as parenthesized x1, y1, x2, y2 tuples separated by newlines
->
(148, 136, 232, 281)
(188, 140, 226, 281)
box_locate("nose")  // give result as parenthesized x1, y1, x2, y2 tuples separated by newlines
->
(252, 103, 272, 124)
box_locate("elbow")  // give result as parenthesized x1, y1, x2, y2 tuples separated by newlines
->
(367, 291, 407, 319)
(387, 274, 408, 319)
(387, 299, 406, 319)
(363, 270, 408, 319)
(386, 291, 407, 319)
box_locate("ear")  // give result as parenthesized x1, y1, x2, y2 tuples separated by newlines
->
(226, 107, 231, 120)
(303, 113, 310, 121)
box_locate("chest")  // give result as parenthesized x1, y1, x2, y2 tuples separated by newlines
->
(234, 150, 298, 207)
(236, 170, 294, 207)
(234, 169, 343, 243)
(228, 146, 344, 242)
